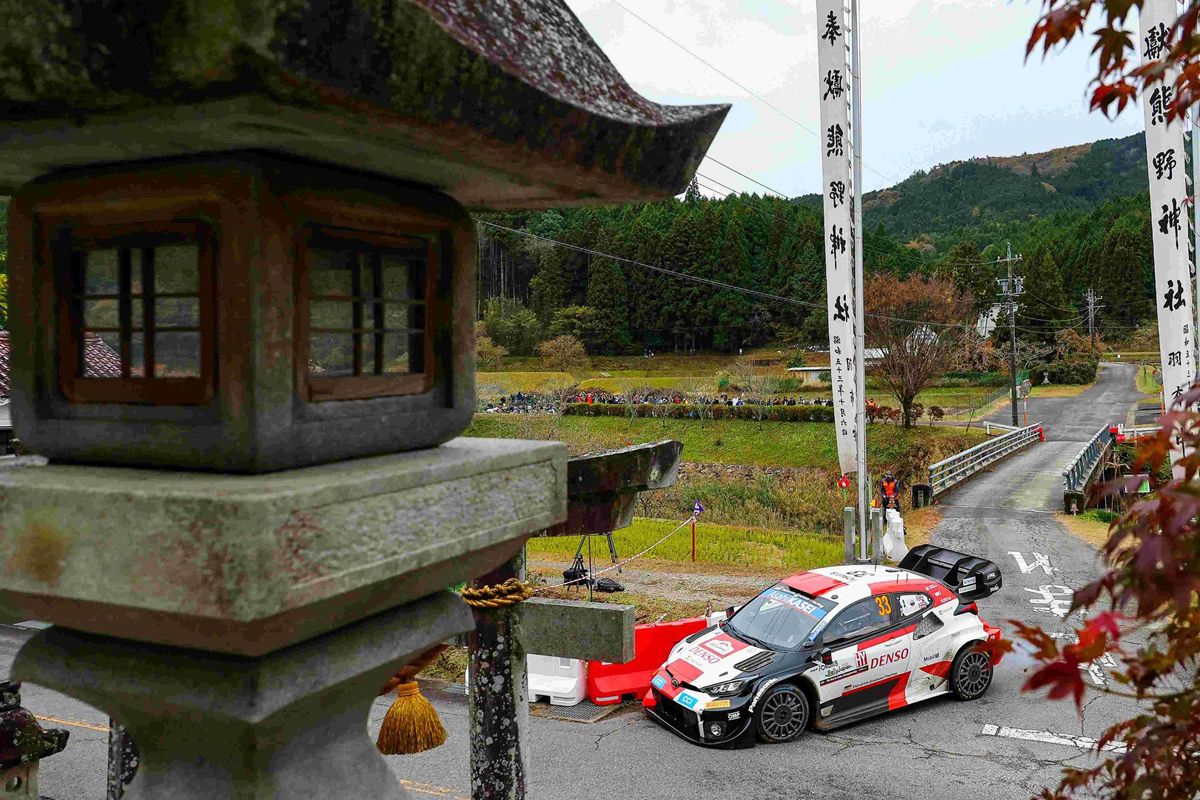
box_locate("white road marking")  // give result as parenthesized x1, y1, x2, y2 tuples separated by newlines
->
(980, 724, 1126, 754)
(1022, 584, 1077, 618)
(1048, 632, 1118, 687)
(1009, 551, 1057, 575)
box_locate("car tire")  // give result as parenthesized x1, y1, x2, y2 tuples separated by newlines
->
(754, 684, 810, 744)
(950, 644, 993, 701)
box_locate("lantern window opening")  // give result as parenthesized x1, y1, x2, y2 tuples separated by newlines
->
(58, 222, 215, 405)
(301, 226, 433, 401)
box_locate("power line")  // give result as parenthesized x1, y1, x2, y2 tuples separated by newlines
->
(477, 220, 984, 332)
(608, 0, 896, 185)
(701, 157, 794, 198)
(696, 163, 1016, 272)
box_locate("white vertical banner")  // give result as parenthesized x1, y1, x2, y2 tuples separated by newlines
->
(817, 0, 859, 474)
(1142, 0, 1196, 409)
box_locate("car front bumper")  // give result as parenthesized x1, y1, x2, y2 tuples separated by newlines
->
(645, 678, 755, 748)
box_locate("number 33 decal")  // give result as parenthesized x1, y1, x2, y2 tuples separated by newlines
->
(874, 595, 892, 615)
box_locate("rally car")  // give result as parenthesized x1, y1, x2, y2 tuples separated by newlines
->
(645, 545, 1003, 747)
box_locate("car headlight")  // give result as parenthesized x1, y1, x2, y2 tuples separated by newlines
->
(704, 679, 745, 697)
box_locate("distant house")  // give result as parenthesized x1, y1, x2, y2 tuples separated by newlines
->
(787, 348, 888, 385)
(0, 331, 122, 454)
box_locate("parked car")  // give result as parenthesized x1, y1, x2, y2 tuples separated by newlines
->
(645, 545, 1003, 747)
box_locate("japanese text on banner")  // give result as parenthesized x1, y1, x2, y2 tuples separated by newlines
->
(1142, 0, 1196, 407)
(817, 0, 859, 474)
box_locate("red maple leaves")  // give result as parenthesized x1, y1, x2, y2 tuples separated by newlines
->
(1013, 383, 1200, 798)
(1027, 0, 1200, 120)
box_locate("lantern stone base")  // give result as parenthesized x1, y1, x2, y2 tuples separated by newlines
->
(0, 438, 566, 655)
(12, 591, 469, 800)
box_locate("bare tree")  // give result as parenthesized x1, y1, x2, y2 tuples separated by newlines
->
(865, 274, 973, 428)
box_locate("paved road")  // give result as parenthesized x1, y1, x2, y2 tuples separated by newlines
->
(18, 363, 1143, 800)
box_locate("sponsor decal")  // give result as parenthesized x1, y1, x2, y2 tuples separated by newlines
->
(748, 677, 781, 712)
(761, 588, 828, 619)
(728, 711, 741, 721)
(651, 674, 667, 690)
(698, 634, 749, 659)
(868, 647, 909, 670)
(676, 692, 700, 710)
(706, 699, 732, 710)
(820, 662, 867, 686)
(827, 569, 872, 581)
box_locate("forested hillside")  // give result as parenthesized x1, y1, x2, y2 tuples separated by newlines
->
(857, 134, 1147, 240)
(478, 132, 1156, 355)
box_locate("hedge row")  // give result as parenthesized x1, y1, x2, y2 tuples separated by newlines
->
(1041, 358, 1099, 385)
(563, 402, 837, 422)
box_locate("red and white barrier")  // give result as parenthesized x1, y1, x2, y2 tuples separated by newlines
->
(587, 617, 708, 706)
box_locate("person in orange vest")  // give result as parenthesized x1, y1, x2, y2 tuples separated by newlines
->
(879, 471, 899, 511)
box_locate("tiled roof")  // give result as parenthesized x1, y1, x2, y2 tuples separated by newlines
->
(82, 333, 123, 380)
(0, 332, 8, 397)
(0, 331, 122, 398)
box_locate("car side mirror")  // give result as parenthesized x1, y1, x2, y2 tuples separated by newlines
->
(819, 649, 834, 665)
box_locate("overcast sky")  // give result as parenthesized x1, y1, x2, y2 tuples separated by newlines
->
(565, 0, 1144, 196)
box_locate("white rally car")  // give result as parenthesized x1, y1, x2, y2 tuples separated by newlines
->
(645, 545, 1003, 747)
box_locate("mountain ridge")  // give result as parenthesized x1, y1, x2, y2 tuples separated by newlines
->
(801, 132, 1148, 240)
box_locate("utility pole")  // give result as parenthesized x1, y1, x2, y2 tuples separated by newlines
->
(1084, 287, 1103, 349)
(996, 242, 1024, 426)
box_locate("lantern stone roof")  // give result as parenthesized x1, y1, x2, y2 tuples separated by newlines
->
(0, 1, 729, 209)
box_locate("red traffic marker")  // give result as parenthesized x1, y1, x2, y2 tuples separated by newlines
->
(837, 475, 851, 490)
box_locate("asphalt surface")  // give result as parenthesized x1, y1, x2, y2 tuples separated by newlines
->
(16, 363, 1144, 800)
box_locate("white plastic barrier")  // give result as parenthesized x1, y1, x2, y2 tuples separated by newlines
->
(882, 508, 908, 563)
(527, 654, 587, 706)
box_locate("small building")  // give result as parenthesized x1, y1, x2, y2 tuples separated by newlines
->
(0, 331, 121, 455)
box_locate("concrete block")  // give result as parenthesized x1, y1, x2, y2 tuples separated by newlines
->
(518, 598, 634, 664)
(0, 438, 566, 655)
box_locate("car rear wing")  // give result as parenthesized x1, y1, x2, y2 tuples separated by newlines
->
(898, 545, 1002, 601)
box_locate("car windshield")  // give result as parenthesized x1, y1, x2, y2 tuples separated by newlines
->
(726, 584, 837, 651)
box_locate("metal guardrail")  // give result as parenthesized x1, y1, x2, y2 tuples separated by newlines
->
(1119, 423, 1159, 441)
(983, 421, 1018, 436)
(1062, 425, 1110, 494)
(928, 421, 1042, 496)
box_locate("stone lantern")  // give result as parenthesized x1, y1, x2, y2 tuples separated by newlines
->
(0, 1, 727, 797)
(8, 157, 475, 471)
(0, 682, 68, 799)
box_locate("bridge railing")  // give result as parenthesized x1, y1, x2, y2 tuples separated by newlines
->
(928, 421, 1043, 497)
(1065, 424, 1108, 506)
(1118, 423, 1160, 442)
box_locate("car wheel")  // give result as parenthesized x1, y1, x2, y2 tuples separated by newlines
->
(950, 645, 993, 700)
(754, 684, 809, 744)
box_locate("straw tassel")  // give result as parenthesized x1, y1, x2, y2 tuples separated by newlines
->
(376, 644, 448, 755)
(374, 581, 533, 756)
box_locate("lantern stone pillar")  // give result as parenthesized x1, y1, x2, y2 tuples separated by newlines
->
(0, 2, 725, 798)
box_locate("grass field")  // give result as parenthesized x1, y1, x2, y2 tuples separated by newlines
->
(575, 375, 713, 393)
(477, 369, 1000, 414)
(465, 414, 986, 470)
(1057, 509, 1120, 551)
(1136, 365, 1162, 395)
(1030, 383, 1093, 398)
(475, 371, 576, 394)
(527, 517, 845, 574)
